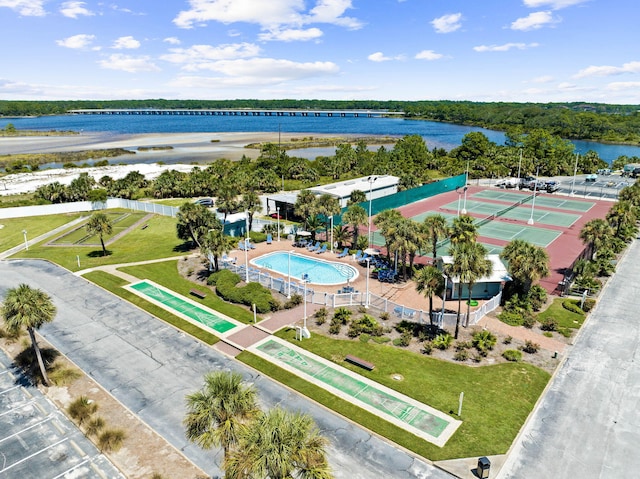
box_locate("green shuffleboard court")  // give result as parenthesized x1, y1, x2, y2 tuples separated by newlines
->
(251, 337, 461, 447)
(127, 280, 239, 335)
(472, 190, 594, 212)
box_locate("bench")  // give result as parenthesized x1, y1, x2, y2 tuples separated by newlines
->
(345, 354, 374, 371)
(141, 224, 148, 230)
(189, 288, 207, 299)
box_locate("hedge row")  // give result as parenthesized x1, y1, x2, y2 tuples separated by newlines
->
(208, 269, 280, 313)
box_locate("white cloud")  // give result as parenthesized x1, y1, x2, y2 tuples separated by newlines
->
(415, 50, 444, 60)
(530, 75, 554, 83)
(523, 0, 589, 10)
(173, 0, 362, 31)
(368, 52, 391, 62)
(473, 42, 539, 52)
(0, 0, 46, 16)
(607, 81, 640, 91)
(98, 54, 160, 73)
(259, 27, 323, 42)
(60, 1, 94, 19)
(161, 43, 262, 69)
(431, 13, 462, 33)
(112, 36, 141, 49)
(164, 37, 181, 45)
(192, 57, 339, 78)
(511, 11, 558, 30)
(574, 61, 640, 78)
(56, 34, 98, 49)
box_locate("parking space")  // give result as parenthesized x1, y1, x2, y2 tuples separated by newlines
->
(0, 350, 124, 478)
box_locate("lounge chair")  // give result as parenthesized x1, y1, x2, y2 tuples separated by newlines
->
(353, 250, 363, 262)
(307, 241, 320, 252)
(315, 244, 327, 254)
(238, 241, 247, 251)
(336, 247, 349, 258)
(266, 233, 272, 244)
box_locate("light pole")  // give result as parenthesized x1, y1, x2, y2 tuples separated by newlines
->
(517, 148, 522, 183)
(276, 207, 280, 242)
(367, 176, 377, 247)
(245, 211, 250, 282)
(571, 153, 579, 195)
(22, 230, 28, 251)
(528, 166, 540, 225)
(365, 258, 371, 308)
(461, 161, 469, 214)
(329, 215, 334, 254)
(287, 250, 293, 299)
(302, 275, 310, 339)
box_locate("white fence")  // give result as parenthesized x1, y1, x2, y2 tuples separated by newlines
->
(218, 261, 502, 330)
(0, 198, 179, 219)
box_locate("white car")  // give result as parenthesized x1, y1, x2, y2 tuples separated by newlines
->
(585, 174, 597, 182)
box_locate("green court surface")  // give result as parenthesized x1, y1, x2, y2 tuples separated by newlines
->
(434, 242, 503, 258)
(410, 211, 458, 224)
(472, 190, 594, 212)
(251, 337, 461, 447)
(477, 221, 561, 247)
(128, 280, 239, 335)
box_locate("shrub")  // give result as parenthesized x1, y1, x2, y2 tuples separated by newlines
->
(503, 335, 512, 344)
(49, 365, 81, 386)
(359, 333, 371, 343)
(332, 307, 352, 325)
(454, 350, 469, 361)
(211, 269, 279, 313)
(582, 298, 596, 312)
(455, 341, 472, 351)
(372, 336, 391, 344)
(348, 314, 384, 338)
(543, 331, 553, 338)
(502, 349, 523, 362)
(68, 396, 98, 425)
(314, 307, 328, 325)
(379, 312, 390, 321)
(539, 316, 558, 331)
(557, 327, 573, 338)
(562, 299, 584, 315)
(472, 330, 497, 352)
(527, 285, 547, 311)
(393, 330, 413, 347)
(422, 342, 433, 355)
(98, 428, 126, 452)
(498, 311, 524, 326)
(432, 333, 453, 350)
(328, 321, 342, 335)
(283, 293, 303, 309)
(85, 416, 105, 436)
(521, 340, 540, 354)
(522, 314, 537, 329)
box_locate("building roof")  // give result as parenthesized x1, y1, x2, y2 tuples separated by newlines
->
(307, 175, 399, 200)
(440, 254, 512, 283)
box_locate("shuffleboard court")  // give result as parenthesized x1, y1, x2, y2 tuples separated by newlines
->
(251, 337, 461, 447)
(127, 280, 240, 336)
(472, 190, 595, 212)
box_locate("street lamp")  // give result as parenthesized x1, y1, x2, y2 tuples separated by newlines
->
(517, 148, 522, 184)
(287, 250, 294, 299)
(461, 161, 469, 214)
(329, 215, 334, 254)
(456, 186, 467, 217)
(367, 176, 377, 247)
(302, 274, 310, 339)
(22, 229, 28, 251)
(528, 166, 540, 225)
(571, 153, 579, 195)
(365, 257, 371, 308)
(244, 211, 250, 282)
(276, 207, 280, 242)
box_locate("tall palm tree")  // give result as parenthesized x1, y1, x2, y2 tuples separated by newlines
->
(177, 203, 220, 248)
(294, 190, 317, 222)
(2, 284, 57, 385)
(184, 371, 259, 462)
(225, 407, 332, 479)
(315, 194, 341, 243)
(606, 200, 638, 240)
(415, 266, 445, 325)
(86, 212, 113, 256)
(449, 215, 478, 245)
(342, 204, 368, 248)
(500, 239, 550, 294)
(422, 214, 449, 264)
(373, 208, 403, 265)
(331, 224, 351, 250)
(387, 217, 421, 280)
(579, 218, 614, 260)
(201, 228, 234, 272)
(240, 190, 262, 232)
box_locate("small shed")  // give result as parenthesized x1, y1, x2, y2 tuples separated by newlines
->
(438, 254, 511, 300)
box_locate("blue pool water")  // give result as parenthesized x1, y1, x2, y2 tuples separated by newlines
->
(251, 251, 359, 285)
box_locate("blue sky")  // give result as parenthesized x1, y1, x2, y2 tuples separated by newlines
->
(1, 0, 638, 103)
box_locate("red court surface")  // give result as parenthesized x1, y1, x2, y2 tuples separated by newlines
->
(370, 185, 612, 295)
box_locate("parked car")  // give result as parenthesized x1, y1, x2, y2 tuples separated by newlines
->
(194, 197, 214, 207)
(528, 179, 546, 191)
(597, 168, 612, 175)
(545, 181, 560, 193)
(496, 177, 519, 188)
(585, 174, 598, 182)
(269, 212, 283, 219)
(519, 176, 536, 189)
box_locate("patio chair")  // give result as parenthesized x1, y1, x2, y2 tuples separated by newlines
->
(307, 241, 320, 252)
(336, 247, 349, 258)
(354, 250, 363, 262)
(315, 244, 327, 254)
(238, 241, 246, 251)
(266, 233, 272, 244)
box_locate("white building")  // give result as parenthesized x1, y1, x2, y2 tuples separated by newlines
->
(307, 175, 399, 208)
(438, 254, 511, 300)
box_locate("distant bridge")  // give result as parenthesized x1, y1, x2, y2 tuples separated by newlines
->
(67, 108, 404, 118)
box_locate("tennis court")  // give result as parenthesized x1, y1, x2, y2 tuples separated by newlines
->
(127, 280, 240, 336)
(251, 337, 460, 447)
(477, 221, 561, 247)
(472, 190, 595, 212)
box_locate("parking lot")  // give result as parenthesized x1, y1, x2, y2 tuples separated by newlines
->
(0, 350, 124, 479)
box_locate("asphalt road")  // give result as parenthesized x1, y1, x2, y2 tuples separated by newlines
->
(498, 238, 640, 478)
(0, 260, 452, 479)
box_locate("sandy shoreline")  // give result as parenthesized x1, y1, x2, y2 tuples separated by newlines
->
(0, 131, 362, 196)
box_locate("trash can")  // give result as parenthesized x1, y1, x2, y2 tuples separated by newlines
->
(477, 456, 491, 478)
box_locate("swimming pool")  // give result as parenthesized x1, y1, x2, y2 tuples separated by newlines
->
(251, 251, 359, 285)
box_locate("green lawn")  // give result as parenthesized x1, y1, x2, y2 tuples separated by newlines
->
(0, 213, 84, 251)
(240, 329, 550, 461)
(50, 211, 148, 245)
(536, 297, 586, 333)
(13, 214, 189, 271)
(118, 261, 258, 324)
(83, 270, 220, 345)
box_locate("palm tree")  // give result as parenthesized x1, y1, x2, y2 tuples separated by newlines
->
(342, 204, 368, 248)
(86, 212, 113, 256)
(500, 239, 550, 294)
(373, 209, 403, 265)
(240, 190, 262, 232)
(184, 371, 259, 462)
(415, 266, 445, 325)
(225, 407, 332, 479)
(606, 200, 638, 241)
(449, 215, 478, 245)
(422, 214, 448, 264)
(447, 242, 491, 339)
(201, 228, 234, 272)
(315, 194, 341, 243)
(579, 218, 614, 260)
(386, 217, 422, 280)
(177, 202, 220, 248)
(294, 189, 317, 221)
(331, 224, 351, 250)
(2, 284, 57, 385)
